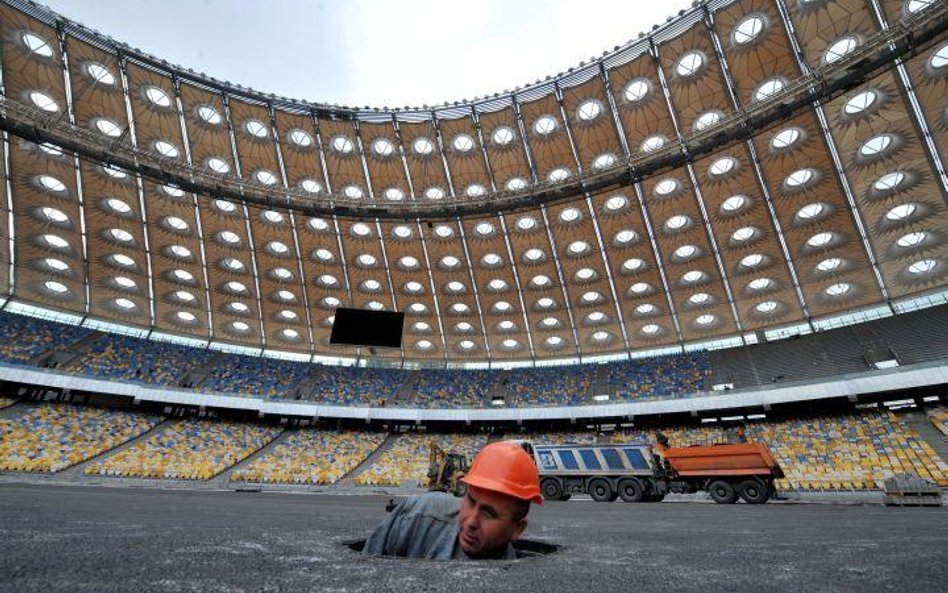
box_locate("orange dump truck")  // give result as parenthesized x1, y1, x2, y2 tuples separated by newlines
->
(518, 437, 783, 504)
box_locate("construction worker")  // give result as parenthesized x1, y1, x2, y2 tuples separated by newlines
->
(363, 441, 542, 560)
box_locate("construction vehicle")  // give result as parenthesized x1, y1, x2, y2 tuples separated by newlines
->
(514, 433, 783, 504)
(426, 442, 469, 497)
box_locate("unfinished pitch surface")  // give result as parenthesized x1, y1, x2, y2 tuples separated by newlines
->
(1, 483, 945, 592)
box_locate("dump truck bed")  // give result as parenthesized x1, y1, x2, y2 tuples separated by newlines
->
(662, 443, 784, 478)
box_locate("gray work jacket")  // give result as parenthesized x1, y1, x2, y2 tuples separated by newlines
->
(362, 492, 516, 560)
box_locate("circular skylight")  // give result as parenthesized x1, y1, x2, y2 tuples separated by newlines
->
(709, 157, 736, 176)
(577, 99, 603, 121)
(114, 298, 135, 310)
(446, 281, 466, 294)
(322, 296, 341, 307)
(384, 187, 405, 201)
(481, 253, 502, 267)
(548, 168, 570, 182)
(587, 311, 607, 323)
(516, 216, 537, 231)
(214, 199, 237, 213)
(592, 331, 610, 342)
(271, 268, 292, 280)
(262, 210, 284, 224)
(475, 221, 495, 236)
(559, 207, 582, 223)
(824, 35, 859, 64)
(44, 280, 68, 294)
(492, 126, 515, 146)
(21, 32, 53, 58)
(288, 129, 313, 148)
(681, 270, 705, 284)
(453, 134, 475, 152)
(29, 90, 59, 112)
(392, 225, 413, 239)
(351, 222, 372, 237)
(219, 230, 240, 245)
(806, 232, 834, 247)
(101, 165, 128, 180)
(231, 321, 250, 333)
(825, 283, 851, 296)
(771, 128, 802, 149)
(440, 255, 461, 269)
(197, 105, 222, 125)
(537, 298, 556, 309)
(816, 257, 842, 272)
(629, 282, 651, 295)
(404, 281, 424, 294)
(358, 253, 378, 267)
(695, 314, 716, 326)
(501, 339, 519, 349)
(169, 245, 192, 259)
(300, 179, 322, 194)
(361, 279, 382, 292)
(534, 115, 558, 135)
(425, 187, 445, 200)
(172, 269, 194, 282)
(665, 215, 690, 231)
(734, 15, 765, 45)
(113, 276, 136, 289)
(675, 51, 704, 77)
(318, 274, 338, 287)
(655, 179, 678, 196)
(689, 292, 711, 305)
(931, 44, 948, 69)
(38, 143, 63, 157)
(372, 137, 395, 156)
(43, 258, 69, 272)
(109, 228, 134, 243)
(581, 291, 602, 304)
(614, 229, 637, 245)
(530, 275, 551, 288)
(399, 255, 419, 269)
(413, 137, 434, 155)
(279, 310, 298, 321)
(641, 324, 660, 335)
(785, 168, 814, 188)
(874, 171, 905, 191)
(641, 135, 666, 153)
(907, 0, 934, 13)
(860, 134, 893, 157)
(434, 224, 454, 238)
(755, 78, 785, 101)
(267, 241, 289, 255)
(43, 234, 69, 249)
(568, 240, 591, 255)
(575, 268, 596, 281)
(174, 290, 195, 303)
(451, 303, 470, 314)
(455, 322, 474, 332)
(110, 254, 135, 268)
(493, 301, 513, 313)
(207, 157, 230, 174)
(741, 253, 765, 268)
(624, 78, 650, 102)
(40, 206, 68, 223)
(163, 216, 189, 232)
(796, 203, 825, 220)
(524, 248, 545, 262)
(38, 175, 66, 192)
(636, 303, 657, 315)
(908, 259, 937, 275)
(593, 153, 617, 169)
(843, 91, 877, 115)
(255, 170, 278, 186)
(498, 320, 517, 331)
(674, 244, 699, 259)
(885, 203, 916, 221)
(605, 195, 628, 211)
(226, 281, 248, 293)
(144, 86, 172, 108)
(276, 290, 296, 302)
(161, 184, 184, 198)
(153, 140, 179, 158)
(332, 136, 354, 153)
(731, 227, 757, 242)
(245, 120, 268, 138)
(506, 177, 528, 191)
(694, 110, 722, 131)
(280, 328, 300, 340)
(622, 258, 645, 273)
(308, 218, 329, 231)
(896, 231, 926, 248)
(748, 278, 773, 291)
(466, 183, 486, 197)
(756, 301, 778, 313)
(545, 336, 564, 348)
(221, 257, 245, 272)
(721, 195, 747, 212)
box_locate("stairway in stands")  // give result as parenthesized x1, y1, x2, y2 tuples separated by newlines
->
(180, 352, 225, 390)
(334, 432, 401, 485)
(216, 427, 294, 484)
(386, 374, 419, 407)
(900, 411, 948, 468)
(58, 418, 173, 476)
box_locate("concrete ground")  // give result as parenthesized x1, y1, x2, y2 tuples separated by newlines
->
(0, 482, 945, 593)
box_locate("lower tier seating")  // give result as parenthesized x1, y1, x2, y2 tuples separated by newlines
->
(0, 404, 158, 472)
(929, 407, 948, 437)
(84, 420, 281, 480)
(230, 429, 387, 484)
(353, 432, 488, 487)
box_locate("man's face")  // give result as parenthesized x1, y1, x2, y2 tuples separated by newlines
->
(457, 485, 527, 559)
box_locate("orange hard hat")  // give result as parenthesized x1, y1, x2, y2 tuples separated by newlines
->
(461, 442, 542, 504)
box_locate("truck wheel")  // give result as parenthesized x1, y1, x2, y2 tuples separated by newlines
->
(541, 478, 563, 501)
(617, 478, 644, 503)
(738, 479, 770, 504)
(708, 480, 737, 504)
(588, 478, 616, 502)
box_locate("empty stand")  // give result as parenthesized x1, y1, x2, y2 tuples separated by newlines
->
(0, 311, 90, 365)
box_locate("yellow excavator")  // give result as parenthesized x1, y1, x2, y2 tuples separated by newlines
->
(427, 441, 469, 497)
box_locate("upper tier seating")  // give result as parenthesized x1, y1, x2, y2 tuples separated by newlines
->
(230, 429, 387, 484)
(304, 365, 407, 406)
(201, 354, 315, 399)
(929, 407, 948, 437)
(85, 419, 281, 480)
(605, 352, 711, 402)
(410, 369, 498, 408)
(354, 432, 488, 487)
(0, 311, 90, 364)
(0, 404, 158, 472)
(505, 364, 597, 407)
(66, 334, 216, 386)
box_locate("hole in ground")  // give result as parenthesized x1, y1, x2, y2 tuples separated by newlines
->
(344, 538, 558, 559)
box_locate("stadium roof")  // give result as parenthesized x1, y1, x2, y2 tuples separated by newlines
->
(0, 0, 946, 364)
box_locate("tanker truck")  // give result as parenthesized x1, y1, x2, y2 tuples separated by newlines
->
(512, 435, 783, 504)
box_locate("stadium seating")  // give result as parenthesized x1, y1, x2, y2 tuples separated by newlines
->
(0, 404, 158, 472)
(929, 407, 948, 437)
(0, 311, 90, 364)
(354, 432, 488, 487)
(85, 419, 281, 480)
(304, 365, 406, 406)
(605, 353, 711, 402)
(410, 369, 498, 408)
(201, 354, 315, 399)
(230, 429, 386, 484)
(66, 334, 216, 386)
(505, 364, 597, 407)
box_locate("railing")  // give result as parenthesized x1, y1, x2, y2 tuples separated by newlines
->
(0, 1, 945, 219)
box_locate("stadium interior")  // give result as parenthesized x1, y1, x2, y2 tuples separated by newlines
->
(0, 0, 946, 589)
